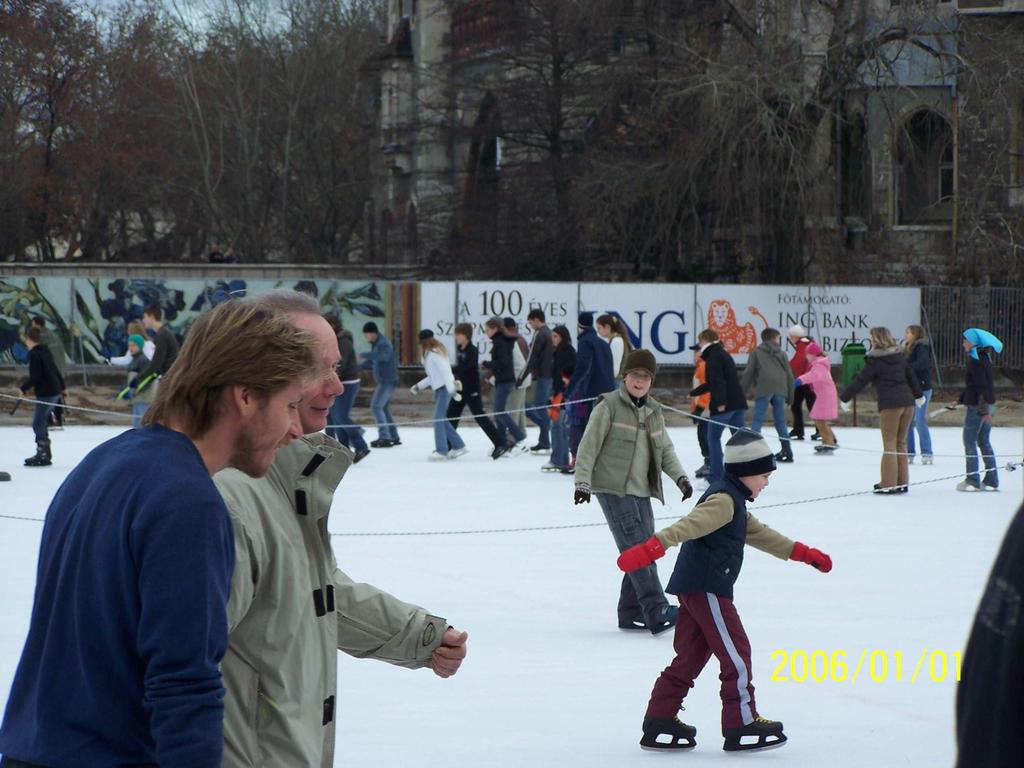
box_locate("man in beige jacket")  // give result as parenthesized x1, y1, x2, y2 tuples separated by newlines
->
(215, 291, 468, 767)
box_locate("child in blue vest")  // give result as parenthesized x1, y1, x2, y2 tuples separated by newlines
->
(617, 431, 832, 753)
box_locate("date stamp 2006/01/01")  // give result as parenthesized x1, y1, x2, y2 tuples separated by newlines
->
(769, 650, 962, 684)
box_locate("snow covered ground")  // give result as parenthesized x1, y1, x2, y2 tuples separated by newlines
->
(0, 422, 1021, 766)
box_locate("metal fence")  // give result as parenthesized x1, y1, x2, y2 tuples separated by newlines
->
(922, 285, 1024, 370)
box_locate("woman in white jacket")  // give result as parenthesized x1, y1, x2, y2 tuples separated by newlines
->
(411, 330, 467, 460)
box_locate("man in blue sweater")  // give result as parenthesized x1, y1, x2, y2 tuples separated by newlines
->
(0, 299, 316, 768)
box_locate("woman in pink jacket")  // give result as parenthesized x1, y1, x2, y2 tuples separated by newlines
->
(794, 343, 838, 453)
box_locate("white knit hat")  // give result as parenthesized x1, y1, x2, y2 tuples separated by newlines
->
(724, 432, 776, 476)
(788, 324, 806, 338)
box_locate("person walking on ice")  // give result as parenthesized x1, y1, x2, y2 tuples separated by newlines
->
(616, 431, 832, 753)
(572, 349, 693, 635)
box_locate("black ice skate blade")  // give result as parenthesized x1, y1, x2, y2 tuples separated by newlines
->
(640, 737, 696, 751)
(723, 733, 787, 752)
(640, 742, 696, 752)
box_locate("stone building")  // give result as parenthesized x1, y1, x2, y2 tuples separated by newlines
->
(368, 0, 1024, 286)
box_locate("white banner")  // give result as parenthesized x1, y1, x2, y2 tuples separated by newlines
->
(579, 283, 696, 365)
(420, 282, 922, 365)
(419, 281, 577, 360)
(695, 284, 921, 363)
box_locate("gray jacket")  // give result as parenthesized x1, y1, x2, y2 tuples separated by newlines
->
(215, 434, 447, 767)
(741, 342, 795, 401)
(523, 325, 554, 380)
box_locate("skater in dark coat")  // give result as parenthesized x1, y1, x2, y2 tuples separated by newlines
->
(447, 323, 507, 459)
(690, 329, 747, 484)
(482, 316, 526, 448)
(545, 325, 577, 471)
(903, 325, 933, 464)
(952, 327, 1002, 492)
(617, 431, 832, 754)
(564, 312, 616, 458)
(18, 326, 65, 467)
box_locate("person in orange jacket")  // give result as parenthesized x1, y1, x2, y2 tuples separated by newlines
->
(689, 343, 712, 478)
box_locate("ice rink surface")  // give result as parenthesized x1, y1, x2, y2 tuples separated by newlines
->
(1, 422, 1021, 767)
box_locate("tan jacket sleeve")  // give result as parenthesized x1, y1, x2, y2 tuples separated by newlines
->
(745, 512, 795, 559)
(654, 493, 733, 548)
(333, 568, 447, 669)
(573, 399, 612, 489)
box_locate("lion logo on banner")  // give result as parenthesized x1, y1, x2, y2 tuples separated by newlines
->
(707, 300, 769, 354)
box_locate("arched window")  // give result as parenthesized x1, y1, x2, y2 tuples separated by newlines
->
(895, 109, 954, 225)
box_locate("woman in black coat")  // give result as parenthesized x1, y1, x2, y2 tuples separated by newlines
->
(903, 325, 934, 465)
(839, 326, 923, 494)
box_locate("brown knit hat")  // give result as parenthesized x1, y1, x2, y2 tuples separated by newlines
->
(623, 348, 657, 380)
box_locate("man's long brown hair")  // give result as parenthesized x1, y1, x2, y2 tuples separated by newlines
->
(143, 300, 316, 438)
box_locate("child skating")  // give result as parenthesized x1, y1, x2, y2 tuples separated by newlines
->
(793, 341, 839, 454)
(616, 431, 832, 752)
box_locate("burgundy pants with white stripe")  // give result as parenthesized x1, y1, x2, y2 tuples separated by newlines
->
(646, 592, 758, 730)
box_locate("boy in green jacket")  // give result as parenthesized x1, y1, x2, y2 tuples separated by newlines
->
(573, 349, 693, 635)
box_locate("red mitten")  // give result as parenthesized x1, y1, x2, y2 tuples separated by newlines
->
(617, 536, 666, 572)
(790, 541, 832, 573)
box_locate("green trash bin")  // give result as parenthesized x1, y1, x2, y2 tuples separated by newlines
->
(840, 342, 866, 425)
(841, 342, 867, 387)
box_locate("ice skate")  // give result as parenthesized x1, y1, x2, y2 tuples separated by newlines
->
(873, 484, 905, 495)
(529, 444, 551, 454)
(427, 451, 449, 461)
(640, 715, 696, 751)
(490, 444, 510, 460)
(448, 447, 469, 459)
(722, 716, 787, 752)
(956, 479, 982, 492)
(813, 444, 836, 454)
(922, 455, 934, 465)
(694, 459, 711, 478)
(352, 447, 371, 464)
(774, 450, 793, 464)
(788, 429, 804, 441)
(649, 605, 678, 636)
(617, 614, 647, 632)
(981, 483, 1000, 492)
(24, 440, 52, 467)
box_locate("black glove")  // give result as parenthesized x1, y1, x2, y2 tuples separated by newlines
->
(574, 485, 591, 505)
(678, 477, 693, 501)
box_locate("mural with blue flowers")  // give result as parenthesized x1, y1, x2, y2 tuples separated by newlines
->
(0, 277, 388, 364)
